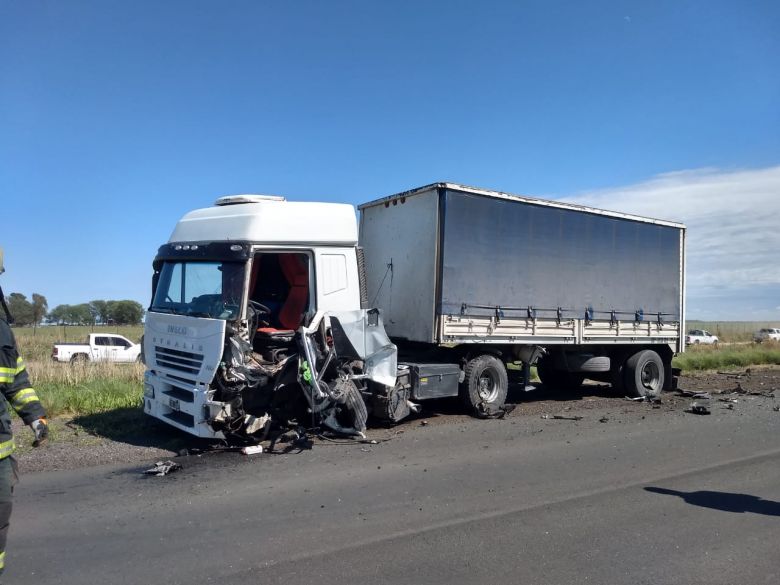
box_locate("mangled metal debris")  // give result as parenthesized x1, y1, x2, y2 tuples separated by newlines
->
(143, 460, 182, 476)
(204, 309, 397, 444)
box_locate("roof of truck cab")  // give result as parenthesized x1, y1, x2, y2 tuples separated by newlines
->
(169, 199, 358, 245)
(358, 182, 686, 229)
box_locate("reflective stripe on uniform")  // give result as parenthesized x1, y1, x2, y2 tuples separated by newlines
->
(0, 366, 15, 382)
(0, 439, 14, 459)
(15, 356, 25, 374)
(12, 388, 40, 409)
(0, 550, 5, 569)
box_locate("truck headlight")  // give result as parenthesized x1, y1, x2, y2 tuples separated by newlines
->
(144, 383, 155, 398)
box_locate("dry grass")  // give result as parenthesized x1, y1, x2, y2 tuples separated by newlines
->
(13, 325, 143, 361)
(25, 359, 144, 386)
(687, 321, 780, 343)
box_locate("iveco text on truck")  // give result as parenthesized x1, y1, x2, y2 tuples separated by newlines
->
(143, 183, 685, 440)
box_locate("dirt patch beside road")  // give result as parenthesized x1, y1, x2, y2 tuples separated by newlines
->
(14, 366, 780, 474)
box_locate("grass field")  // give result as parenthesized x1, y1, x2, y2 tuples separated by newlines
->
(686, 320, 780, 343)
(12, 325, 144, 417)
(673, 341, 780, 371)
(14, 324, 143, 361)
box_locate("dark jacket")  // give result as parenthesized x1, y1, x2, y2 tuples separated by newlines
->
(0, 318, 46, 459)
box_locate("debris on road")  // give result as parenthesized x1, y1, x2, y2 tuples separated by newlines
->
(678, 390, 711, 400)
(143, 460, 182, 476)
(599, 416, 609, 423)
(241, 445, 264, 455)
(625, 395, 663, 404)
(687, 403, 711, 416)
(542, 414, 584, 421)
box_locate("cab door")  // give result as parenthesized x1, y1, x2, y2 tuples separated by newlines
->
(111, 337, 135, 362)
(93, 336, 113, 361)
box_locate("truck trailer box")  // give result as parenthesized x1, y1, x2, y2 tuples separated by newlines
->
(359, 183, 685, 349)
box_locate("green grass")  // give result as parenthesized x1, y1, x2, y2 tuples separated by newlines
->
(674, 342, 780, 371)
(35, 379, 142, 418)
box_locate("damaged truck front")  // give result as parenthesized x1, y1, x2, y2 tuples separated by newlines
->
(143, 195, 397, 440)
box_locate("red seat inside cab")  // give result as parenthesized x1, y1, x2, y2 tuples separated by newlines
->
(256, 254, 309, 336)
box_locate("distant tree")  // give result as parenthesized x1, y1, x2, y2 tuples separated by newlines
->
(50, 299, 144, 325)
(48, 303, 92, 325)
(68, 304, 94, 325)
(109, 300, 145, 325)
(31, 293, 48, 326)
(89, 299, 110, 324)
(7, 293, 34, 326)
(48, 304, 70, 324)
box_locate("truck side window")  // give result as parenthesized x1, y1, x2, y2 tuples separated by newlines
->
(95, 337, 110, 346)
(320, 254, 348, 296)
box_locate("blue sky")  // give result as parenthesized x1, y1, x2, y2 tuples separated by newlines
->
(1, 0, 779, 319)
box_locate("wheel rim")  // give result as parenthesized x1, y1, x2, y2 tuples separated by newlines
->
(640, 361, 661, 392)
(478, 369, 499, 402)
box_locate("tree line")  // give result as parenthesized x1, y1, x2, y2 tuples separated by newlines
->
(6, 293, 145, 326)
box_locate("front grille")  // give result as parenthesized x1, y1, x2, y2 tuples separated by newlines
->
(163, 410, 195, 428)
(154, 346, 204, 375)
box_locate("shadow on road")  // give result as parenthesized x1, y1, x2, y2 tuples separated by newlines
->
(72, 407, 206, 451)
(507, 381, 622, 404)
(645, 486, 780, 516)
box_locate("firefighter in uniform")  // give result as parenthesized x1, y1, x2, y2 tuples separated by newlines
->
(0, 248, 48, 577)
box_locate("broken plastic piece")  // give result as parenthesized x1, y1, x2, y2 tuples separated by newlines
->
(688, 403, 711, 415)
(241, 445, 264, 455)
(541, 414, 583, 421)
(143, 460, 182, 476)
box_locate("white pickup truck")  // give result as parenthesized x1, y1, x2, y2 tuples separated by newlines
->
(52, 334, 142, 364)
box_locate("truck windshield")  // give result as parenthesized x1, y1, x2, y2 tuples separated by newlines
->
(150, 261, 245, 320)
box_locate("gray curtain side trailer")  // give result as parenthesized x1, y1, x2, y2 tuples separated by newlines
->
(359, 183, 685, 414)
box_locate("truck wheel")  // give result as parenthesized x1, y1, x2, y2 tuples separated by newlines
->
(70, 354, 88, 364)
(460, 355, 508, 414)
(624, 350, 664, 399)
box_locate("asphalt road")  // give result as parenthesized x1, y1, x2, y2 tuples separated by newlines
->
(7, 395, 780, 585)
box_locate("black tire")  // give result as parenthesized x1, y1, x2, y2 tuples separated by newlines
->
(624, 350, 664, 398)
(329, 377, 368, 433)
(343, 382, 368, 433)
(575, 355, 611, 373)
(537, 359, 584, 391)
(460, 355, 508, 414)
(70, 353, 88, 364)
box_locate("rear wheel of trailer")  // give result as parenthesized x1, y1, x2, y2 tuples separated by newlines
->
(623, 349, 665, 399)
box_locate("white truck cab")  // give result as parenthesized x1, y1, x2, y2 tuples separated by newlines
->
(143, 195, 392, 439)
